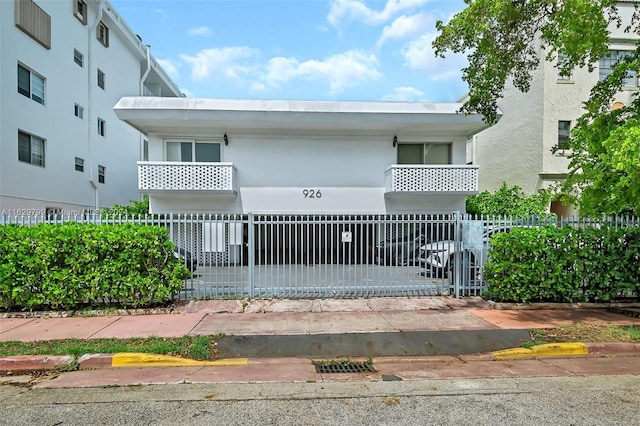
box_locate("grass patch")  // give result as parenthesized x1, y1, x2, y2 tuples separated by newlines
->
(531, 324, 640, 343)
(0, 336, 220, 360)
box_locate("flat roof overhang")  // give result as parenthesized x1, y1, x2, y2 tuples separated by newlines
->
(114, 97, 501, 138)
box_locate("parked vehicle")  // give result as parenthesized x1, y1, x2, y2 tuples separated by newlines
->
(375, 233, 425, 266)
(419, 225, 519, 281)
(376, 223, 453, 266)
(174, 247, 198, 274)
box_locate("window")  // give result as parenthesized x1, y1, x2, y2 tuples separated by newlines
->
(74, 0, 87, 25)
(599, 50, 637, 86)
(97, 118, 106, 136)
(18, 64, 45, 105)
(98, 165, 105, 183)
(74, 104, 84, 118)
(74, 49, 84, 67)
(558, 121, 571, 150)
(166, 140, 221, 162)
(143, 140, 149, 161)
(18, 130, 45, 167)
(397, 143, 451, 165)
(557, 52, 571, 80)
(15, 0, 51, 49)
(97, 69, 105, 89)
(97, 21, 109, 47)
(75, 157, 84, 172)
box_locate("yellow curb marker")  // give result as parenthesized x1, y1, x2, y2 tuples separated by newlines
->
(493, 343, 589, 360)
(111, 353, 248, 367)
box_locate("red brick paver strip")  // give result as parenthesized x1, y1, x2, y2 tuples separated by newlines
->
(0, 317, 122, 342)
(89, 313, 205, 339)
(0, 318, 37, 335)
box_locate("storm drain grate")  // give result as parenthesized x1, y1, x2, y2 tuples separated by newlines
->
(314, 362, 376, 374)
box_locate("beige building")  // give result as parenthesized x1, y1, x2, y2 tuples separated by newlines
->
(468, 1, 639, 216)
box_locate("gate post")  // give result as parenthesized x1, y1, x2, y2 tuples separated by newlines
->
(454, 211, 461, 299)
(248, 213, 255, 298)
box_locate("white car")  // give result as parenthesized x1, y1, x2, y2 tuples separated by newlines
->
(419, 225, 522, 281)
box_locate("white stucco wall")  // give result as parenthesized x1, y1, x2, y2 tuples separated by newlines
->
(0, 0, 179, 213)
(144, 132, 470, 214)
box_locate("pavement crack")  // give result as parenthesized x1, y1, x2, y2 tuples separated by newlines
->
(86, 316, 124, 339)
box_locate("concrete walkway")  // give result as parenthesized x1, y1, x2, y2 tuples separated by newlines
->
(2, 297, 638, 342)
(1, 297, 640, 388)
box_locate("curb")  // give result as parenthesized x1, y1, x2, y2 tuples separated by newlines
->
(110, 353, 247, 367)
(2, 343, 640, 372)
(492, 343, 588, 360)
(490, 342, 640, 360)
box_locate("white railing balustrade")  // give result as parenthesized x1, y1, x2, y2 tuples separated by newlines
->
(385, 165, 479, 194)
(138, 162, 237, 193)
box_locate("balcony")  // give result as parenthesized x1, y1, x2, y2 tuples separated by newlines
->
(385, 165, 479, 195)
(138, 162, 237, 195)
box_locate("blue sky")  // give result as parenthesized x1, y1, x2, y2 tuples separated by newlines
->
(110, 0, 468, 102)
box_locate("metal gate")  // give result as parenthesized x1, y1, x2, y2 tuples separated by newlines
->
(179, 212, 466, 299)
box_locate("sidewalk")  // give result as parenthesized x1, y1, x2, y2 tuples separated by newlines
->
(1, 297, 638, 342)
(1, 297, 639, 387)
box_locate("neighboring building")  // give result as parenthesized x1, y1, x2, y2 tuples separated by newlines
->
(114, 97, 497, 215)
(468, 0, 639, 216)
(0, 0, 182, 215)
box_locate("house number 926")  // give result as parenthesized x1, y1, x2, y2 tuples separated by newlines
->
(302, 189, 322, 199)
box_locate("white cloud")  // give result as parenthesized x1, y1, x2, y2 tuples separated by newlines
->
(178, 46, 380, 94)
(263, 51, 381, 94)
(156, 58, 180, 79)
(328, 0, 431, 27)
(264, 57, 301, 86)
(180, 47, 260, 82)
(402, 32, 466, 81)
(380, 86, 426, 102)
(377, 13, 432, 47)
(154, 9, 168, 24)
(187, 26, 213, 36)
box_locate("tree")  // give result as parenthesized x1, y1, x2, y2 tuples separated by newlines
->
(99, 195, 150, 216)
(433, 0, 628, 125)
(434, 0, 640, 216)
(466, 183, 552, 217)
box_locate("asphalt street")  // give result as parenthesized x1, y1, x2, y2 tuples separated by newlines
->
(2, 374, 639, 425)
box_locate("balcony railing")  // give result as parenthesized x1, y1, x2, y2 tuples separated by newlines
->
(385, 165, 479, 195)
(138, 162, 237, 194)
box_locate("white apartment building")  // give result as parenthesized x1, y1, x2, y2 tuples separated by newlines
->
(468, 0, 639, 216)
(114, 97, 495, 215)
(0, 0, 182, 215)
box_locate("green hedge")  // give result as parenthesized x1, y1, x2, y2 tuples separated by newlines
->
(0, 223, 191, 311)
(483, 226, 640, 303)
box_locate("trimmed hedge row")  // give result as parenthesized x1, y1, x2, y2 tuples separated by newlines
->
(483, 226, 640, 303)
(0, 223, 191, 310)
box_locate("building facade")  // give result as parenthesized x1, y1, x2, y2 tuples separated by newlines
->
(0, 0, 182, 215)
(114, 97, 496, 215)
(467, 0, 639, 216)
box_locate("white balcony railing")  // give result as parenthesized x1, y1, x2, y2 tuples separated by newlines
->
(138, 162, 237, 194)
(385, 165, 479, 195)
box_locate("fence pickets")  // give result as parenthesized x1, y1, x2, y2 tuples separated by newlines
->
(2, 212, 639, 300)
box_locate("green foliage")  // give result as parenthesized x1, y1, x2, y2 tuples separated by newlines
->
(560, 48, 640, 216)
(0, 336, 218, 360)
(483, 225, 640, 303)
(435, 1, 640, 216)
(466, 183, 552, 217)
(0, 223, 190, 311)
(433, 0, 625, 124)
(100, 195, 150, 216)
